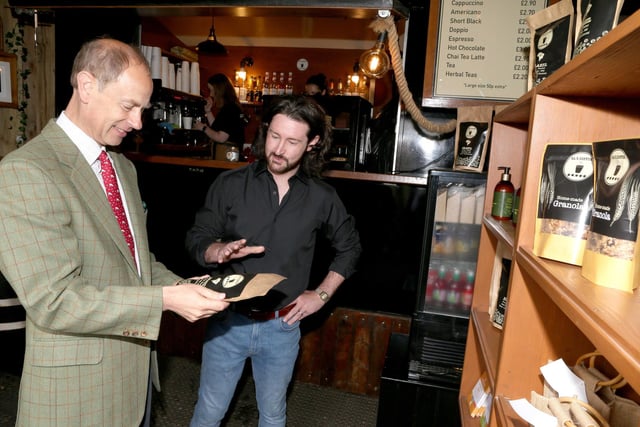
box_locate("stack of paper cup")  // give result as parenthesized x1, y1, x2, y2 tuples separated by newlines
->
(161, 57, 170, 88)
(190, 62, 200, 96)
(181, 61, 190, 94)
(150, 46, 162, 80)
(168, 63, 175, 90)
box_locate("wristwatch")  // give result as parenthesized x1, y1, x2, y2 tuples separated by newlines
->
(315, 288, 330, 302)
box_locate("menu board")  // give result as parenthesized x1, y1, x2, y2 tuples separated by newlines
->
(433, 0, 548, 102)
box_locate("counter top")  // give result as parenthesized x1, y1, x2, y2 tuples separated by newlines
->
(124, 152, 428, 186)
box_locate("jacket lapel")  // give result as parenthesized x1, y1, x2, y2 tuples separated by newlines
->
(44, 122, 139, 274)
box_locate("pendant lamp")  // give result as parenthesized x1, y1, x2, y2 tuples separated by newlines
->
(197, 16, 227, 55)
(359, 31, 390, 78)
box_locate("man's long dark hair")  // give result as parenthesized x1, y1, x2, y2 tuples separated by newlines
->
(253, 95, 332, 178)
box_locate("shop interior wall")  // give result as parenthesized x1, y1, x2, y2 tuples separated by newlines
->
(0, 0, 55, 157)
(140, 16, 384, 100)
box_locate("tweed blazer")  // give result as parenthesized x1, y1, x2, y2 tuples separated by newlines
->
(0, 120, 181, 426)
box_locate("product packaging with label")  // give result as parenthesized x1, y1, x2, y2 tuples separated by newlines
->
(573, 0, 625, 57)
(526, 0, 574, 90)
(582, 138, 640, 292)
(533, 144, 594, 266)
(453, 105, 494, 173)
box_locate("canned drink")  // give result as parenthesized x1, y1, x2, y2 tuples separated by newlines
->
(226, 146, 240, 162)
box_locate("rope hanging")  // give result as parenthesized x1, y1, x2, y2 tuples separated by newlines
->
(370, 16, 457, 135)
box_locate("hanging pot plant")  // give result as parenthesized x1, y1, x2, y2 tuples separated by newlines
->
(5, 22, 31, 147)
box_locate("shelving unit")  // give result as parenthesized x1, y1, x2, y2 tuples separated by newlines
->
(459, 9, 640, 426)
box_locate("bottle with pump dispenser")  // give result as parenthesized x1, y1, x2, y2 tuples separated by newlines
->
(491, 166, 514, 220)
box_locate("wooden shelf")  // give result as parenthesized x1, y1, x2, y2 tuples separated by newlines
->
(482, 215, 515, 253)
(460, 8, 640, 426)
(493, 93, 532, 125)
(458, 394, 475, 426)
(534, 10, 640, 99)
(470, 308, 501, 388)
(493, 396, 529, 427)
(517, 246, 640, 392)
(494, 10, 640, 124)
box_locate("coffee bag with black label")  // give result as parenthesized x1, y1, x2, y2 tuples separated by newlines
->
(526, 0, 574, 90)
(583, 138, 640, 292)
(573, 0, 625, 57)
(453, 105, 493, 173)
(533, 144, 594, 266)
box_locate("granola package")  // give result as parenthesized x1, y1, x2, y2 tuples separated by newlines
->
(533, 144, 594, 266)
(453, 105, 494, 173)
(526, 0, 574, 90)
(582, 139, 640, 292)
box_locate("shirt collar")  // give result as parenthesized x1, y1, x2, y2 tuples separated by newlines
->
(253, 159, 310, 185)
(56, 111, 104, 166)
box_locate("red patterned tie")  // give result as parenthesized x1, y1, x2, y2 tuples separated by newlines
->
(99, 151, 136, 264)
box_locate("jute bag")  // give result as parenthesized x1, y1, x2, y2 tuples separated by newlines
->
(530, 391, 608, 427)
(571, 352, 640, 427)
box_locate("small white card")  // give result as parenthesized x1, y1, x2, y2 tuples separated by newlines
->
(509, 398, 557, 427)
(539, 358, 588, 402)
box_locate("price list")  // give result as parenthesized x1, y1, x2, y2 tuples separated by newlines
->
(433, 0, 547, 101)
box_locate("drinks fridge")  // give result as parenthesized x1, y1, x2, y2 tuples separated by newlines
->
(408, 169, 486, 384)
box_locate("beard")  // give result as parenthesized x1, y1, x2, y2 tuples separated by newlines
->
(267, 152, 301, 175)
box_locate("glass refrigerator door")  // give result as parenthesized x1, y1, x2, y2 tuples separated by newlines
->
(418, 169, 486, 318)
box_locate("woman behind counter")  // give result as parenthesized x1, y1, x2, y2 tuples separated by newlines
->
(195, 73, 247, 149)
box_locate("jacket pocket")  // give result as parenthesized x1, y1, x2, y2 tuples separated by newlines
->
(31, 337, 103, 367)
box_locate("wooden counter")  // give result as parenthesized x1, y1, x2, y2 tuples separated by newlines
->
(124, 151, 429, 186)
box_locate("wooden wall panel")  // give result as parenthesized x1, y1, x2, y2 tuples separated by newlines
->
(0, 1, 56, 156)
(295, 307, 411, 396)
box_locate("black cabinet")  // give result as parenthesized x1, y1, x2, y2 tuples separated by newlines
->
(377, 333, 460, 427)
(134, 161, 226, 277)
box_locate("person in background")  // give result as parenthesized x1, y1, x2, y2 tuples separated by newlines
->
(186, 95, 362, 427)
(0, 37, 229, 427)
(194, 73, 247, 148)
(304, 73, 328, 97)
(304, 73, 333, 118)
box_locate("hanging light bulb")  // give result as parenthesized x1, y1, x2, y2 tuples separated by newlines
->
(234, 56, 253, 86)
(359, 31, 390, 79)
(197, 15, 227, 56)
(235, 67, 247, 84)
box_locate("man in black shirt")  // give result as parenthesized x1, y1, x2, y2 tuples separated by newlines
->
(186, 95, 361, 427)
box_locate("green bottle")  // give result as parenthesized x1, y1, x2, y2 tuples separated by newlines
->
(491, 166, 514, 220)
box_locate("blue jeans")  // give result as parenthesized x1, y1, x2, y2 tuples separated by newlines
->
(189, 310, 301, 427)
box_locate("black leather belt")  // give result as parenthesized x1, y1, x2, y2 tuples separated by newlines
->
(234, 303, 295, 321)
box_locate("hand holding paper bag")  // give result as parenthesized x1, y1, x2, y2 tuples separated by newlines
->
(178, 273, 286, 302)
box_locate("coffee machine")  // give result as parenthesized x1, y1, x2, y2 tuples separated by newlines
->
(325, 95, 373, 172)
(139, 79, 208, 154)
